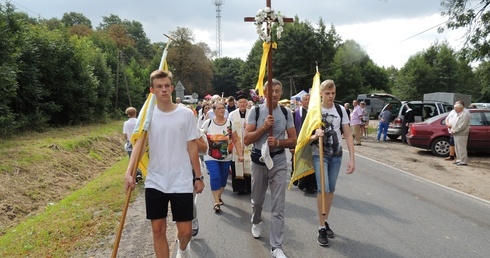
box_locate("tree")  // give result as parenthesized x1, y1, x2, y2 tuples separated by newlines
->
(329, 40, 372, 102)
(474, 61, 490, 101)
(440, 0, 490, 60)
(394, 42, 476, 100)
(240, 18, 344, 99)
(61, 12, 92, 28)
(168, 27, 213, 97)
(274, 18, 318, 96)
(0, 2, 23, 136)
(212, 57, 245, 97)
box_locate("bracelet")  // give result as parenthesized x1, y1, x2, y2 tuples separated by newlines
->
(276, 140, 280, 147)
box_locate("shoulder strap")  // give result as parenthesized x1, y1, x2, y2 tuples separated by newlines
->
(334, 103, 343, 120)
(280, 105, 288, 121)
(255, 104, 289, 125)
(255, 105, 260, 125)
(334, 103, 344, 134)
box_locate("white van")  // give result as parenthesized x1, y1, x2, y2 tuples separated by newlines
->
(182, 95, 198, 104)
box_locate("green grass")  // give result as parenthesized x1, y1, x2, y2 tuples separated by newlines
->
(0, 119, 141, 257)
(0, 159, 142, 257)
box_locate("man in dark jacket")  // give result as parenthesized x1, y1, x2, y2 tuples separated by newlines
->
(402, 103, 415, 144)
(292, 94, 317, 194)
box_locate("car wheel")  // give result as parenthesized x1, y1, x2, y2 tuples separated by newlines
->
(388, 134, 399, 140)
(430, 137, 450, 157)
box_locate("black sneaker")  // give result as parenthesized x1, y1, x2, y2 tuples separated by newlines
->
(317, 228, 329, 246)
(325, 222, 335, 238)
(136, 174, 143, 183)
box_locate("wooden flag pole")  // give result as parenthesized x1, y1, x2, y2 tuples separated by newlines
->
(112, 32, 172, 257)
(315, 63, 326, 215)
(111, 132, 148, 258)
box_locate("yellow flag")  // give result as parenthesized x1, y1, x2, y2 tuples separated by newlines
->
(130, 93, 156, 176)
(255, 42, 277, 97)
(289, 72, 322, 189)
(159, 48, 169, 71)
(130, 43, 170, 176)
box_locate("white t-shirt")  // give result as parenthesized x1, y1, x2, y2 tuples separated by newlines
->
(311, 105, 349, 157)
(446, 110, 458, 134)
(145, 105, 200, 193)
(123, 117, 137, 141)
(201, 118, 233, 162)
(123, 117, 137, 151)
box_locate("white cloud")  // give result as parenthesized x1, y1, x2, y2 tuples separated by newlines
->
(336, 14, 467, 68)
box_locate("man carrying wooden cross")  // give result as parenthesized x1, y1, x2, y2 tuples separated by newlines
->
(244, 2, 294, 258)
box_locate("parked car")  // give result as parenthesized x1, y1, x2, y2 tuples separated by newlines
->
(470, 103, 490, 109)
(406, 109, 490, 156)
(182, 95, 198, 104)
(381, 100, 453, 140)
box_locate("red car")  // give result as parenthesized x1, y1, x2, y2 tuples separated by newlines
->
(406, 109, 490, 157)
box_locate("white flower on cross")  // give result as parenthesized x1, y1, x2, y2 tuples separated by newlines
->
(254, 7, 284, 42)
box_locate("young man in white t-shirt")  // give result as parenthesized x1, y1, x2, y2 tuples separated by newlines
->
(309, 79, 355, 247)
(125, 70, 204, 258)
(123, 107, 142, 182)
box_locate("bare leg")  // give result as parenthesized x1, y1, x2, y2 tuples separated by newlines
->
(212, 190, 220, 205)
(317, 192, 334, 226)
(151, 218, 169, 258)
(176, 221, 192, 251)
(449, 146, 455, 157)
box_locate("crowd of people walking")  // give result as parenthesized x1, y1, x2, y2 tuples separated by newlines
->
(122, 69, 472, 258)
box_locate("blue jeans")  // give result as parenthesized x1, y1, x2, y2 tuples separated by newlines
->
(205, 160, 231, 191)
(312, 155, 342, 193)
(377, 121, 389, 141)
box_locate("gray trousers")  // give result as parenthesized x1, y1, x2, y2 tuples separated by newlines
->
(251, 152, 287, 249)
(454, 135, 468, 164)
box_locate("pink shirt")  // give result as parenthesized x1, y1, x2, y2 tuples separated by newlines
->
(351, 105, 363, 125)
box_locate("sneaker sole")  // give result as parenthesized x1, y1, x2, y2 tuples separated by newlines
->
(317, 240, 329, 247)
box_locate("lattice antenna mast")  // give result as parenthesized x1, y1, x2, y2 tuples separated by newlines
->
(212, 0, 224, 57)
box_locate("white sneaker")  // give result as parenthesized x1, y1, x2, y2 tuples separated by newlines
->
(271, 248, 287, 258)
(176, 240, 192, 258)
(251, 222, 262, 238)
(192, 218, 199, 237)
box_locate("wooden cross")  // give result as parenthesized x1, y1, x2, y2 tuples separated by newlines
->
(244, 0, 293, 135)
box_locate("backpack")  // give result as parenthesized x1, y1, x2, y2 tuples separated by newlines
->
(254, 104, 289, 126)
(334, 103, 345, 134)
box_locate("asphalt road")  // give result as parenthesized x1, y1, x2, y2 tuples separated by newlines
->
(180, 152, 490, 258)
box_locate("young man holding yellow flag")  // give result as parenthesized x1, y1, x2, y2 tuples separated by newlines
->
(124, 70, 204, 258)
(292, 77, 355, 247)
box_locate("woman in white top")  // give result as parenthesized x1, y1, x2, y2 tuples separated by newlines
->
(202, 102, 244, 212)
(197, 102, 211, 129)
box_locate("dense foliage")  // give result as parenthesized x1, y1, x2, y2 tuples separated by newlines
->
(441, 0, 490, 61)
(1, 1, 489, 138)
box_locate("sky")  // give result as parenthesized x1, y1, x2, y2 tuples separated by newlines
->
(6, 0, 469, 69)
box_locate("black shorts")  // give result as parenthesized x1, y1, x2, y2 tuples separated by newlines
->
(145, 188, 193, 222)
(449, 134, 454, 146)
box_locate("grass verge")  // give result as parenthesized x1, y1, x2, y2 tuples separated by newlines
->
(0, 155, 140, 257)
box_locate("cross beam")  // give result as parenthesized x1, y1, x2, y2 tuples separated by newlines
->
(244, 0, 293, 135)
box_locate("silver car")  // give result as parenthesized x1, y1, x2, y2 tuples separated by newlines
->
(381, 100, 453, 140)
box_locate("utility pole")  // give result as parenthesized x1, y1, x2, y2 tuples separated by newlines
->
(212, 0, 224, 57)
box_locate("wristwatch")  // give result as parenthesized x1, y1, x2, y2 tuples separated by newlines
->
(194, 175, 204, 182)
